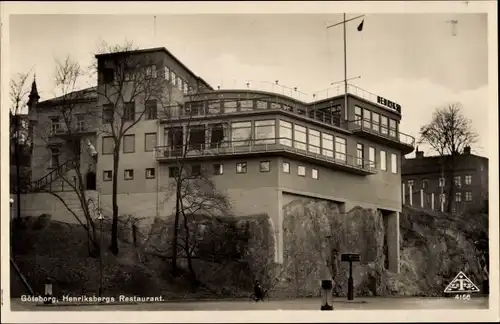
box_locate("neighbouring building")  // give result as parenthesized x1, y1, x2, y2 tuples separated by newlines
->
(21, 47, 415, 273)
(401, 146, 489, 213)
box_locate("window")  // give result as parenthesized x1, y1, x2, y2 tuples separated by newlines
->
(422, 179, 428, 189)
(368, 147, 376, 168)
(372, 112, 380, 132)
(239, 100, 254, 112)
(207, 100, 221, 114)
(102, 136, 114, 154)
(260, 161, 271, 172)
(279, 120, 293, 147)
(145, 100, 157, 120)
(76, 115, 85, 131)
(186, 101, 205, 116)
(389, 119, 397, 137)
(123, 134, 135, 153)
(103, 170, 112, 181)
(236, 162, 247, 174)
(124, 102, 135, 121)
(254, 120, 276, 144)
(103, 104, 114, 123)
(210, 123, 226, 148)
(103, 68, 114, 84)
(465, 192, 472, 201)
(408, 180, 414, 188)
(294, 124, 307, 150)
(455, 192, 462, 202)
(439, 177, 445, 187)
(308, 129, 321, 154)
(191, 165, 202, 176)
(124, 169, 134, 180)
(49, 147, 60, 168)
(146, 65, 157, 78)
(363, 109, 371, 129)
(356, 143, 364, 167)
(144, 133, 157, 152)
(298, 165, 306, 176)
(165, 127, 183, 154)
(283, 162, 290, 173)
(231, 121, 252, 146)
(454, 176, 461, 187)
(256, 101, 268, 110)
(380, 150, 387, 171)
(321, 133, 334, 158)
(465, 175, 472, 185)
(175, 76, 181, 89)
(354, 106, 362, 125)
(188, 125, 206, 150)
(224, 100, 237, 113)
(164, 66, 171, 81)
(335, 137, 347, 161)
(50, 116, 60, 135)
(312, 168, 319, 179)
(169, 166, 179, 178)
(213, 164, 224, 175)
(381, 116, 388, 135)
(146, 168, 155, 179)
(391, 153, 397, 174)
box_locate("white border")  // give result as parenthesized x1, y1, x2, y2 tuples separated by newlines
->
(1, 1, 498, 323)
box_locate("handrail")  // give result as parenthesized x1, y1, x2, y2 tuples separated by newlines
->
(348, 118, 415, 147)
(29, 158, 78, 192)
(153, 137, 376, 172)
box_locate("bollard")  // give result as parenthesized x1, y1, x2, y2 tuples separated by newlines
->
(341, 253, 360, 301)
(44, 277, 54, 304)
(320, 280, 334, 310)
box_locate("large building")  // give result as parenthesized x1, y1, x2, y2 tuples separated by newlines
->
(401, 147, 489, 213)
(23, 47, 415, 273)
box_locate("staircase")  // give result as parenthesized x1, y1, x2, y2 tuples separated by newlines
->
(28, 159, 78, 193)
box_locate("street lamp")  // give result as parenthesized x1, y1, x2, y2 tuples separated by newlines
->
(97, 211, 104, 297)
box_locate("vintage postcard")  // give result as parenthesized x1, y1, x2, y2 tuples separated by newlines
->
(1, 1, 498, 323)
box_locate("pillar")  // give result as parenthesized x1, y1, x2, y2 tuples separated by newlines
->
(409, 185, 413, 206)
(420, 189, 424, 208)
(385, 211, 400, 273)
(431, 193, 435, 210)
(402, 183, 405, 204)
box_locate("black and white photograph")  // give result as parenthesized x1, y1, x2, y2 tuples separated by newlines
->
(1, 1, 498, 323)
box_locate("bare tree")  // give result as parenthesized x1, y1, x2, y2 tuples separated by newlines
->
(31, 56, 101, 254)
(419, 104, 478, 212)
(10, 72, 32, 220)
(91, 42, 177, 255)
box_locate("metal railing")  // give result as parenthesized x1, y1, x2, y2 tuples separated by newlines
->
(154, 137, 376, 173)
(29, 159, 78, 192)
(158, 100, 344, 129)
(348, 118, 415, 147)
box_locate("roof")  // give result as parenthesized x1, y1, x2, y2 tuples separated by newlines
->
(95, 47, 213, 90)
(37, 87, 97, 107)
(402, 153, 488, 176)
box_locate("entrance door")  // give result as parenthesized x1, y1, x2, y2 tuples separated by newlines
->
(86, 172, 96, 190)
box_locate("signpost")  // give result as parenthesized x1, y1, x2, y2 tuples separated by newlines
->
(341, 253, 360, 300)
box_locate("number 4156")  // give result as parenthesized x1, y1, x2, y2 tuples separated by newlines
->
(455, 294, 471, 300)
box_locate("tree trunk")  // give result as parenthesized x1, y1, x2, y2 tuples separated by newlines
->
(171, 178, 181, 275)
(110, 150, 120, 255)
(183, 212, 196, 281)
(14, 115, 21, 220)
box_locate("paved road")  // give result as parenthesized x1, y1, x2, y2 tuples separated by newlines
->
(10, 296, 489, 311)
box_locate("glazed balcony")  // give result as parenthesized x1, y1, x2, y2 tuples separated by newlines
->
(154, 138, 377, 176)
(348, 118, 415, 154)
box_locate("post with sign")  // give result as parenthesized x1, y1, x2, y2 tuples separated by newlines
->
(341, 253, 360, 300)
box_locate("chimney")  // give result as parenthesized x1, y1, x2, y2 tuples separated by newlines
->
(415, 146, 424, 159)
(463, 146, 471, 155)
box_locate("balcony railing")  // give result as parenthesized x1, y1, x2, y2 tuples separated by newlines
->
(154, 138, 377, 174)
(348, 118, 415, 148)
(158, 102, 344, 129)
(49, 123, 91, 137)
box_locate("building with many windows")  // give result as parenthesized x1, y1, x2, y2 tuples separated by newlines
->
(23, 47, 415, 272)
(401, 146, 489, 213)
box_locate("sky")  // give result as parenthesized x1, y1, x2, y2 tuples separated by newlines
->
(9, 13, 489, 157)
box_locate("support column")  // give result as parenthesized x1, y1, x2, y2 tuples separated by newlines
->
(402, 183, 405, 204)
(420, 189, 424, 208)
(386, 211, 400, 273)
(431, 193, 435, 210)
(409, 185, 413, 206)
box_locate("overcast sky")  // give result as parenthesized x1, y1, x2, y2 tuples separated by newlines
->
(9, 13, 489, 157)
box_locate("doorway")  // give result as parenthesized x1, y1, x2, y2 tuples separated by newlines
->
(86, 171, 96, 190)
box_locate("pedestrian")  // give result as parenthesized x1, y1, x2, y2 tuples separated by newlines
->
(253, 280, 265, 302)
